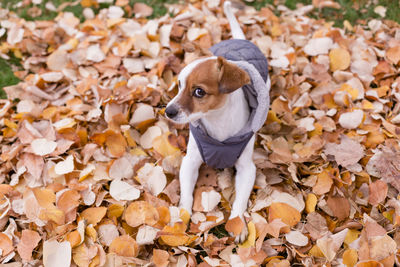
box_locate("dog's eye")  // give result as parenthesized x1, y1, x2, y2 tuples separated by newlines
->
(193, 87, 206, 98)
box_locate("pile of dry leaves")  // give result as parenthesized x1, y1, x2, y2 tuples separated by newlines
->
(0, 0, 400, 266)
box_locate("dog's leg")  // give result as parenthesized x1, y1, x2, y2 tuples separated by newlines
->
(179, 133, 203, 214)
(229, 135, 256, 243)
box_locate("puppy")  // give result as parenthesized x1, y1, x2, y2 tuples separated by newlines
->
(165, 1, 270, 242)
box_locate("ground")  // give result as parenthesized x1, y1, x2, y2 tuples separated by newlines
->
(0, 0, 400, 266)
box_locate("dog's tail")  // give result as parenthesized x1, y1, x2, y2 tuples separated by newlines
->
(223, 1, 246, 40)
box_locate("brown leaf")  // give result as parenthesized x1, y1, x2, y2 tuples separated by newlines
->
(368, 180, 388, 206)
(326, 196, 350, 221)
(386, 46, 400, 64)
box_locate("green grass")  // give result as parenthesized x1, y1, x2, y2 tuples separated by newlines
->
(1, 0, 399, 99)
(0, 56, 20, 99)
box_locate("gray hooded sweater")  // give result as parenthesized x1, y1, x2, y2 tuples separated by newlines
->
(189, 39, 270, 169)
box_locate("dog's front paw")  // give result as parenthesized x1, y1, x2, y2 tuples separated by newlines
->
(178, 202, 193, 217)
(226, 215, 249, 244)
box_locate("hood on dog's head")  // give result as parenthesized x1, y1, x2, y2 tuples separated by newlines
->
(165, 56, 250, 124)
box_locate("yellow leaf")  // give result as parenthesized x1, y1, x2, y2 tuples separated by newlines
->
(343, 249, 358, 267)
(239, 221, 256, 248)
(308, 245, 324, 258)
(39, 207, 65, 225)
(107, 204, 124, 218)
(329, 48, 351, 71)
(152, 132, 180, 157)
(344, 229, 360, 247)
(179, 208, 190, 226)
(85, 225, 97, 242)
(305, 193, 317, 213)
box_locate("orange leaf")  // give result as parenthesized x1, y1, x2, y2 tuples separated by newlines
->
(105, 131, 127, 157)
(268, 202, 301, 227)
(81, 207, 107, 225)
(159, 222, 189, 246)
(124, 201, 159, 228)
(329, 48, 351, 71)
(313, 169, 333, 195)
(109, 235, 138, 257)
(0, 233, 13, 256)
(153, 249, 169, 267)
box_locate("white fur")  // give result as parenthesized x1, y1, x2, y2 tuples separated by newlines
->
(224, 1, 246, 40)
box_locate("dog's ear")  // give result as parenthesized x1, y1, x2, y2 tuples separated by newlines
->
(217, 56, 250, 94)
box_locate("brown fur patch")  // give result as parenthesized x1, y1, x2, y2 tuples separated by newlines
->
(177, 58, 250, 115)
(177, 59, 227, 114)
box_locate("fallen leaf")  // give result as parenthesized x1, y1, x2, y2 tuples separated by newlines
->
(368, 180, 388, 206)
(268, 202, 301, 227)
(153, 249, 169, 267)
(159, 222, 189, 246)
(137, 163, 167, 196)
(80, 207, 107, 225)
(285, 230, 308, 247)
(109, 179, 140, 201)
(43, 240, 71, 267)
(124, 201, 159, 227)
(17, 230, 41, 261)
(109, 235, 138, 257)
(329, 48, 351, 71)
(339, 110, 364, 129)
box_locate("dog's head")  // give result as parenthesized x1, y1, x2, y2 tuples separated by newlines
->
(165, 56, 250, 124)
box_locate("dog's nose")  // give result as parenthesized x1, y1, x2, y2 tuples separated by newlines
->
(165, 105, 178, 119)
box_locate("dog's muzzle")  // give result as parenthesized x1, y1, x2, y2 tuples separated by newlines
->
(165, 104, 179, 119)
